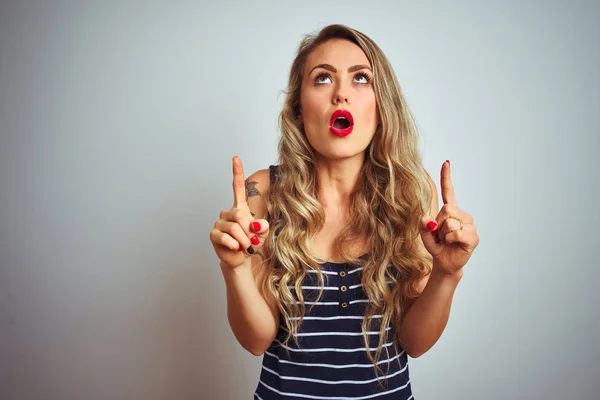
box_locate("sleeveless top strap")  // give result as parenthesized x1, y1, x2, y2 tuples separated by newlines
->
(268, 164, 278, 185)
(266, 165, 278, 223)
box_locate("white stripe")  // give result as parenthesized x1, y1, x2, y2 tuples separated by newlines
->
(294, 327, 391, 337)
(262, 362, 408, 385)
(254, 394, 263, 400)
(307, 269, 338, 275)
(291, 286, 339, 290)
(349, 299, 370, 304)
(293, 299, 371, 306)
(291, 315, 381, 321)
(294, 284, 362, 290)
(347, 266, 364, 274)
(295, 301, 339, 305)
(259, 379, 411, 399)
(274, 340, 396, 353)
(265, 350, 405, 369)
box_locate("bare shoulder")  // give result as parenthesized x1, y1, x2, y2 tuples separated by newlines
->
(245, 168, 271, 220)
(413, 169, 439, 295)
(244, 168, 271, 271)
(425, 169, 437, 195)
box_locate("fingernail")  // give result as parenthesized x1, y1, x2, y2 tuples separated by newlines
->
(426, 221, 438, 231)
(251, 222, 261, 232)
(435, 236, 441, 244)
(251, 235, 260, 245)
(246, 246, 255, 255)
(237, 246, 243, 252)
(446, 159, 450, 166)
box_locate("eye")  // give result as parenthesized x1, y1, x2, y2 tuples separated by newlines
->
(315, 73, 332, 85)
(353, 72, 372, 84)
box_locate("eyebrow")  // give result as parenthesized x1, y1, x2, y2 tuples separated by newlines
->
(309, 63, 372, 75)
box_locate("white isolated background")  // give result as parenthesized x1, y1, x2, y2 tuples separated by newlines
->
(1, 1, 599, 399)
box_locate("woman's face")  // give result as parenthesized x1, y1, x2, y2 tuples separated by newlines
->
(299, 38, 378, 160)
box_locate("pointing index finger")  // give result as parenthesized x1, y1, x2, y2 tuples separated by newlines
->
(232, 156, 247, 209)
(440, 160, 457, 206)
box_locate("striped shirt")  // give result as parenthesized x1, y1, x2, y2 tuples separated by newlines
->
(254, 166, 413, 399)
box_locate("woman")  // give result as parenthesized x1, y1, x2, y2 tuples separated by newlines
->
(210, 24, 479, 399)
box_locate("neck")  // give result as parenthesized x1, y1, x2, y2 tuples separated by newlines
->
(314, 153, 364, 208)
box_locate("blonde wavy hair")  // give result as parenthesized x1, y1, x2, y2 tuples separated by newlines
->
(260, 24, 434, 374)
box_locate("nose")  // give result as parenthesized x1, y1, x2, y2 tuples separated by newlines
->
(332, 82, 349, 105)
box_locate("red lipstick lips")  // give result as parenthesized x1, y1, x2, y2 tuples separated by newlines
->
(329, 109, 354, 137)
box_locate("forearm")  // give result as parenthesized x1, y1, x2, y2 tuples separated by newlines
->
(397, 265, 462, 358)
(221, 260, 278, 355)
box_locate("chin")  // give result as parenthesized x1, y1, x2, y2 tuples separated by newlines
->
(306, 129, 373, 159)
(316, 145, 367, 161)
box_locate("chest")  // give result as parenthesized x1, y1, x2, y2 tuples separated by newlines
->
(309, 210, 368, 263)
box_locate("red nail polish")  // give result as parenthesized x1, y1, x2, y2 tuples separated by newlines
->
(446, 160, 450, 166)
(251, 222, 261, 232)
(426, 221, 438, 231)
(237, 246, 243, 252)
(251, 235, 260, 245)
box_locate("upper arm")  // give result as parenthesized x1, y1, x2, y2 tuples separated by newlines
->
(426, 170, 439, 223)
(245, 168, 280, 323)
(414, 170, 439, 294)
(245, 168, 270, 220)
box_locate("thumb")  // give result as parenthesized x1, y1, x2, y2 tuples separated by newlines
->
(419, 216, 441, 256)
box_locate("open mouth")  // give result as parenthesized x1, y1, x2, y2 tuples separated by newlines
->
(329, 109, 354, 137)
(333, 116, 351, 129)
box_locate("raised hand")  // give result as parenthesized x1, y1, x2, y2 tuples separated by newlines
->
(419, 161, 479, 276)
(209, 156, 270, 268)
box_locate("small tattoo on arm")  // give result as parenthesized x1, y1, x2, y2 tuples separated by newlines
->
(245, 179, 261, 200)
